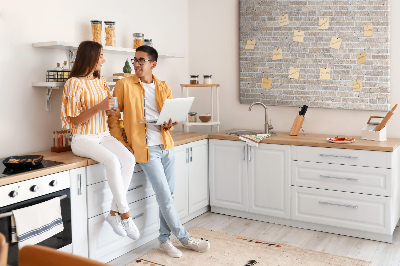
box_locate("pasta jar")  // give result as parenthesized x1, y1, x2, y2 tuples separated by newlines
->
(90, 20, 102, 44)
(203, 75, 212, 84)
(133, 33, 144, 49)
(104, 21, 116, 47)
(190, 75, 199, 84)
(144, 39, 153, 47)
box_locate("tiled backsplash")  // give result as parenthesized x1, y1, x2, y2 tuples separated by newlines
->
(239, 0, 390, 111)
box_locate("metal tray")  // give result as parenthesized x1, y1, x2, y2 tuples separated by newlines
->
(3, 155, 44, 170)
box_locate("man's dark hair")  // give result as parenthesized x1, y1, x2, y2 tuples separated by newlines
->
(136, 45, 158, 62)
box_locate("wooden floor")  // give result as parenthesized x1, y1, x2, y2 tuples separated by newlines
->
(110, 211, 400, 266)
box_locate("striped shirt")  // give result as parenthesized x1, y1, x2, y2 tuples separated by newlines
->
(61, 76, 112, 134)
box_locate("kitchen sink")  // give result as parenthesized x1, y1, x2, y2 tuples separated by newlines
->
(226, 130, 277, 136)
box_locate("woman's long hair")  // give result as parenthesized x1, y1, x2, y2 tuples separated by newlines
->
(69, 41, 102, 79)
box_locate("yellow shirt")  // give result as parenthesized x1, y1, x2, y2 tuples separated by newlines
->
(108, 75, 174, 163)
(61, 77, 112, 134)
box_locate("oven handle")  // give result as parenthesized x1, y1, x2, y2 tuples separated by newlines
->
(0, 194, 68, 219)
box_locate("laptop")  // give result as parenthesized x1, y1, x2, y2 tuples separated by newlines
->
(141, 97, 194, 125)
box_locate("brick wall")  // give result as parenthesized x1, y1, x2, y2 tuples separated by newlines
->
(239, 0, 390, 111)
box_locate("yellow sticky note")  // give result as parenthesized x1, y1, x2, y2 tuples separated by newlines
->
(293, 30, 304, 42)
(261, 78, 272, 89)
(364, 25, 373, 37)
(245, 40, 256, 50)
(329, 36, 342, 50)
(288, 67, 300, 79)
(319, 18, 329, 29)
(320, 68, 331, 80)
(357, 52, 366, 64)
(273, 49, 282, 60)
(352, 80, 363, 92)
(279, 14, 289, 26)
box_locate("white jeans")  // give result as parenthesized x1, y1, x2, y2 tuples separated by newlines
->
(71, 131, 136, 214)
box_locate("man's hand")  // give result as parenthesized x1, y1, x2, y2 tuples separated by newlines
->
(161, 118, 179, 130)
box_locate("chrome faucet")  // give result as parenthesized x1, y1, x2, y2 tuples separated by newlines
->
(248, 102, 272, 135)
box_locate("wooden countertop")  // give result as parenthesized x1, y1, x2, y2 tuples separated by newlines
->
(208, 130, 400, 152)
(2, 130, 399, 186)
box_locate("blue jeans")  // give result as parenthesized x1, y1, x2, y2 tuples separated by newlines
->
(139, 145, 189, 243)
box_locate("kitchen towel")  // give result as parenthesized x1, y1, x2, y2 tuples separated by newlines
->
(11, 197, 64, 249)
(239, 134, 270, 147)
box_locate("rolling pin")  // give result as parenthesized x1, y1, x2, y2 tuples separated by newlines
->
(375, 104, 397, 131)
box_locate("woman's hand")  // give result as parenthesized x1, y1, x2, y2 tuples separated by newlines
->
(106, 108, 119, 116)
(161, 118, 179, 130)
(98, 97, 115, 111)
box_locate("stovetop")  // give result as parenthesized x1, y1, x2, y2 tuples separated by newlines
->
(0, 158, 64, 178)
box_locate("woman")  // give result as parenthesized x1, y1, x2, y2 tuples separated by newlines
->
(61, 41, 139, 240)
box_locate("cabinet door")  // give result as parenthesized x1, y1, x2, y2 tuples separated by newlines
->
(188, 139, 209, 214)
(248, 143, 291, 218)
(209, 139, 248, 211)
(69, 167, 88, 258)
(174, 143, 189, 219)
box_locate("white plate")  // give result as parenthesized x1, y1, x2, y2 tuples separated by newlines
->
(327, 138, 355, 144)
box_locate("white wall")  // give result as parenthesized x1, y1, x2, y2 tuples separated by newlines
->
(188, 0, 400, 138)
(0, 0, 189, 158)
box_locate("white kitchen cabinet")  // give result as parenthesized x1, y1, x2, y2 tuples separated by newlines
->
(174, 139, 209, 223)
(69, 167, 88, 258)
(209, 139, 290, 218)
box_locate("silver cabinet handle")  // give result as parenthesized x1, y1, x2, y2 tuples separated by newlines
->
(320, 175, 358, 182)
(319, 201, 358, 209)
(243, 145, 246, 161)
(190, 147, 193, 162)
(132, 184, 144, 190)
(319, 154, 359, 160)
(186, 148, 189, 164)
(77, 174, 82, 196)
(248, 146, 251, 161)
(132, 212, 144, 219)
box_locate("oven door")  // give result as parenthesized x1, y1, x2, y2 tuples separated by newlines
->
(0, 189, 71, 266)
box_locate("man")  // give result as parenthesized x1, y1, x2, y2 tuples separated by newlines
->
(108, 45, 210, 258)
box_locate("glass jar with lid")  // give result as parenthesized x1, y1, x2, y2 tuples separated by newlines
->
(188, 112, 197, 122)
(143, 39, 153, 47)
(203, 75, 212, 84)
(104, 21, 116, 47)
(190, 75, 199, 84)
(90, 20, 102, 44)
(133, 33, 144, 49)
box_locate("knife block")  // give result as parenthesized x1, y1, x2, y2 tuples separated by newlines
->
(290, 115, 305, 136)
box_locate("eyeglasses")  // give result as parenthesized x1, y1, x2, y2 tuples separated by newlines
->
(131, 58, 153, 65)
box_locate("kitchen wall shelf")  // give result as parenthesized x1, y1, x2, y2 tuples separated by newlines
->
(180, 84, 220, 133)
(32, 41, 184, 58)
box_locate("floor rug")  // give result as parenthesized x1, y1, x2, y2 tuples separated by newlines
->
(128, 227, 371, 266)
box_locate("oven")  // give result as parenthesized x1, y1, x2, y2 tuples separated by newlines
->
(0, 169, 71, 266)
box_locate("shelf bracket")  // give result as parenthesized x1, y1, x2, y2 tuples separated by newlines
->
(46, 88, 54, 112)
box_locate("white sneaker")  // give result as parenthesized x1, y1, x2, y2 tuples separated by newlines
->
(159, 240, 183, 258)
(106, 213, 127, 237)
(122, 217, 140, 240)
(182, 237, 210, 253)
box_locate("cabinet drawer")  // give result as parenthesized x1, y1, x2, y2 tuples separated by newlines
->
(88, 195, 159, 263)
(291, 187, 392, 234)
(292, 161, 392, 196)
(87, 171, 154, 218)
(87, 163, 143, 185)
(291, 146, 391, 168)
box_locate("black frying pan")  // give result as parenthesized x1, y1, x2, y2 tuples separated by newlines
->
(3, 155, 44, 170)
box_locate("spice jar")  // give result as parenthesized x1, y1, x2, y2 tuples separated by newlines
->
(90, 20, 102, 44)
(133, 33, 144, 49)
(190, 75, 199, 84)
(188, 112, 197, 122)
(203, 75, 212, 84)
(144, 39, 153, 47)
(104, 21, 116, 47)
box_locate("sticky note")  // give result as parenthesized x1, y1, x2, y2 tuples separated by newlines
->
(273, 49, 282, 60)
(245, 40, 256, 50)
(261, 78, 272, 89)
(320, 68, 331, 80)
(293, 30, 305, 42)
(319, 18, 329, 29)
(364, 25, 373, 37)
(288, 67, 300, 79)
(357, 52, 366, 64)
(329, 36, 342, 50)
(352, 80, 363, 92)
(279, 14, 289, 26)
